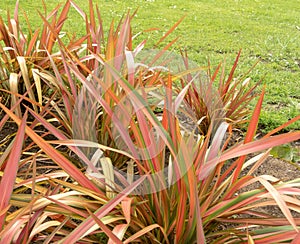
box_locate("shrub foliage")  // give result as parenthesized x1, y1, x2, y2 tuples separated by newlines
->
(0, 1, 300, 243)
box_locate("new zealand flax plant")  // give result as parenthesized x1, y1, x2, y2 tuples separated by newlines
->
(0, 0, 88, 117)
(175, 49, 261, 135)
(0, 1, 300, 243)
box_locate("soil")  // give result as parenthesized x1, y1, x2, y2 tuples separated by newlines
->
(255, 155, 299, 182)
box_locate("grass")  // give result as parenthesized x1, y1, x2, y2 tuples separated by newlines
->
(0, 0, 299, 132)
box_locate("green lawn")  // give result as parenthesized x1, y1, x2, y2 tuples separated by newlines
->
(1, 0, 299, 131)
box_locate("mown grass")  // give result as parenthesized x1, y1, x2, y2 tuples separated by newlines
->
(0, 0, 299, 131)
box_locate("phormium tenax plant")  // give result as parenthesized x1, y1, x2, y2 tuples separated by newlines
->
(0, 1, 299, 243)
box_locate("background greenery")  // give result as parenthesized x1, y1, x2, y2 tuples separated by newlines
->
(1, 0, 299, 131)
